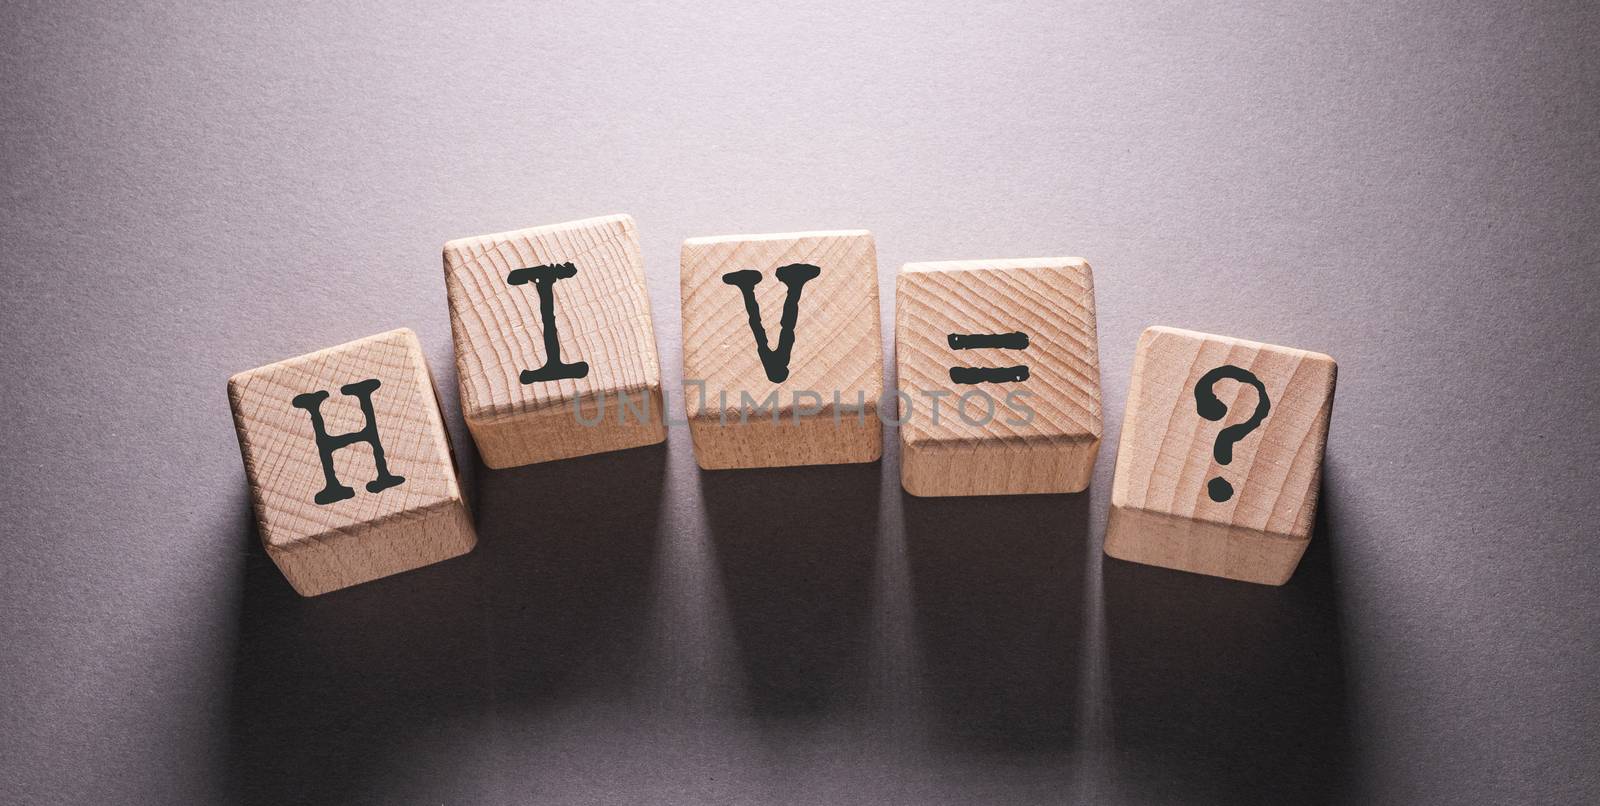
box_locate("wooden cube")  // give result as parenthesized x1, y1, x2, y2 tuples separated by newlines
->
(227, 328, 476, 596)
(680, 230, 883, 469)
(443, 213, 665, 468)
(896, 258, 1103, 496)
(1104, 326, 1337, 585)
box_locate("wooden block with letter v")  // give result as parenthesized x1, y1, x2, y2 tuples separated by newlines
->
(680, 230, 883, 469)
(896, 257, 1102, 496)
(1104, 326, 1337, 585)
(443, 213, 666, 468)
(227, 328, 475, 596)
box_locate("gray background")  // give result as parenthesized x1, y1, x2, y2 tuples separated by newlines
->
(2, 1, 1597, 803)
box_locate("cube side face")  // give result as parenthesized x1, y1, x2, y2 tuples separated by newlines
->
(466, 384, 665, 468)
(896, 259, 1102, 496)
(1106, 326, 1335, 584)
(686, 406, 882, 470)
(269, 498, 476, 596)
(228, 329, 474, 594)
(680, 231, 884, 468)
(444, 214, 663, 466)
(902, 438, 1099, 497)
(1104, 505, 1308, 586)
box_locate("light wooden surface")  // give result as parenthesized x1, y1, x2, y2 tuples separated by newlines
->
(1104, 326, 1337, 585)
(896, 258, 1102, 496)
(227, 328, 475, 596)
(443, 213, 665, 468)
(680, 230, 883, 469)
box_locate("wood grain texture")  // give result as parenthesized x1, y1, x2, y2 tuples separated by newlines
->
(443, 213, 665, 468)
(1104, 326, 1337, 585)
(896, 258, 1102, 496)
(227, 328, 474, 596)
(680, 230, 883, 469)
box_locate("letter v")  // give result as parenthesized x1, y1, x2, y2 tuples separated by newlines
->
(721, 263, 821, 383)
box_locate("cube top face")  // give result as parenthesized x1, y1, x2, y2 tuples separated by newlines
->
(443, 213, 660, 426)
(896, 258, 1102, 451)
(1112, 326, 1337, 541)
(227, 328, 462, 551)
(680, 230, 883, 417)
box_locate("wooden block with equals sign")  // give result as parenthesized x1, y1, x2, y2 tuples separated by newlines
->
(895, 257, 1103, 496)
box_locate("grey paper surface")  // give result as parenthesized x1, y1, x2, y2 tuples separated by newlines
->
(2, 1, 1597, 803)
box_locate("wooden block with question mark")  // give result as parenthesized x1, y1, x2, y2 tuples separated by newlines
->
(1104, 326, 1336, 585)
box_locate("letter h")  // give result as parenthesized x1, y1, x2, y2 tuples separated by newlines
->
(290, 378, 406, 505)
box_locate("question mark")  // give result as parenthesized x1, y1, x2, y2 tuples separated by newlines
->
(1193, 364, 1271, 503)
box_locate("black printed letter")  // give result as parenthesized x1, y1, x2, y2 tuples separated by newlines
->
(722, 263, 821, 383)
(290, 378, 406, 505)
(507, 262, 590, 383)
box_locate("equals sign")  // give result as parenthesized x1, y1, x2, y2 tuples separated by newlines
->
(948, 331, 1030, 384)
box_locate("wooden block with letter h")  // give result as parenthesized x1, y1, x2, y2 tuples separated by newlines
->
(680, 230, 883, 469)
(896, 258, 1103, 496)
(1104, 326, 1337, 585)
(443, 213, 665, 468)
(228, 328, 476, 596)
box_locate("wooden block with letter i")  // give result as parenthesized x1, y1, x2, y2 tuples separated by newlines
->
(680, 230, 883, 469)
(896, 258, 1102, 496)
(1104, 326, 1337, 585)
(443, 214, 666, 468)
(227, 328, 476, 596)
